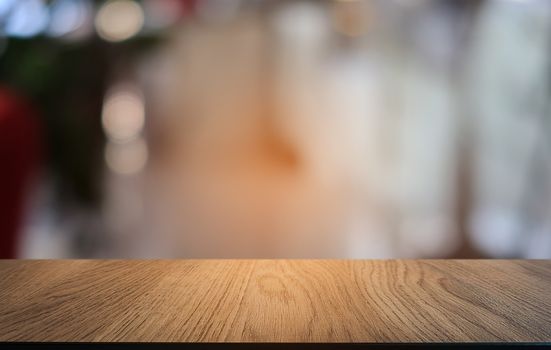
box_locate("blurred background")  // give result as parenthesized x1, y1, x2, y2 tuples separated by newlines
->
(1, 0, 550, 258)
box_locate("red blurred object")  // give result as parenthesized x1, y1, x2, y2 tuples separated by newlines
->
(0, 87, 41, 258)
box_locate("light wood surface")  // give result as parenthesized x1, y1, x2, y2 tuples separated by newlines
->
(0, 260, 550, 343)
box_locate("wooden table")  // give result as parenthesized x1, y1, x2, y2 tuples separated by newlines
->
(0, 260, 550, 348)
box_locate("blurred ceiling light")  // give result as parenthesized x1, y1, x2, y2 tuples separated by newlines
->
(102, 86, 145, 142)
(4, 0, 49, 38)
(47, 0, 93, 39)
(105, 137, 148, 175)
(0, 0, 16, 18)
(95, 0, 144, 42)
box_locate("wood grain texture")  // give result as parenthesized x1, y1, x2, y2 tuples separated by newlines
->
(0, 260, 550, 343)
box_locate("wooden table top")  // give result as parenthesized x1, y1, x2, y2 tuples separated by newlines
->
(0, 260, 550, 344)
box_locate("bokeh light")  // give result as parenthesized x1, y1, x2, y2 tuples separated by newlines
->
(102, 85, 145, 143)
(4, 0, 49, 38)
(95, 0, 144, 42)
(47, 0, 93, 39)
